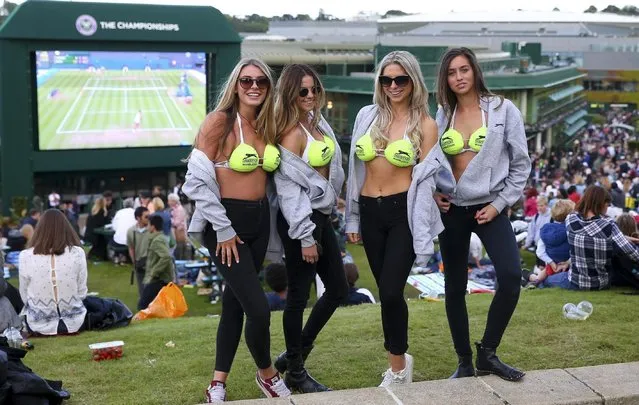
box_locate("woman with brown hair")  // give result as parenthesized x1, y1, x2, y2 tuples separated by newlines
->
(272, 63, 348, 393)
(434, 47, 530, 381)
(18, 209, 87, 336)
(542, 185, 639, 290)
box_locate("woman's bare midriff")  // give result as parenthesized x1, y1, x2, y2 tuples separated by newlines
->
(360, 158, 412, 197)
(315, 164, 330, 180)
(216, 169, 267, 200)
(450, 150, 478, 182)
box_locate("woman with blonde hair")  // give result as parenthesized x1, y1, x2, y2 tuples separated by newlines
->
(272, 64, 348, 393)
(19, 209, 87, 336)
(181, 58, 290, 402)
(151, 197, 172, 237)
(345, 51, 440, 387)
(85, 197, 110, 261)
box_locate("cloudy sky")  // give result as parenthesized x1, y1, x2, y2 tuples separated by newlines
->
(11, 0, 630, 19)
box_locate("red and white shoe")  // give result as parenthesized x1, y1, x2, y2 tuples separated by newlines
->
(255, 371, 292, 398)
(205, 380, 227, 403)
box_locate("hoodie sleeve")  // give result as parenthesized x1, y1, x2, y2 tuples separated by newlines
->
(181, 153, 236, 243)
(410, 160, 445, 267)
(274, 164, 316, 247)
(490, 100, 532, 214)
(345, 107, 367, 234)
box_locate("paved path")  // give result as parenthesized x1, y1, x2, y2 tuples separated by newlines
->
(220, 361, 639, 404)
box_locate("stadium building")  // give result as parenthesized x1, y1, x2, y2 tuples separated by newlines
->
(255, 16, 591, 154)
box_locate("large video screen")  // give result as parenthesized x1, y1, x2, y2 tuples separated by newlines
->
(35, 51, 206, 150)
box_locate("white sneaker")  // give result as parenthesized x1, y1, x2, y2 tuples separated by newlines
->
(255, 371, 291, 398)
(205, 381, 226, 403)
(378, 353, 414, 387)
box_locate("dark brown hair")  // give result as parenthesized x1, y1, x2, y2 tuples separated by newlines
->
(29, 209, 81, 255)
(576, 185, 611, 217)
(344, 263, 359, 287)
(274, 64, 326, 143)
(616, 213, 638, 237)
(436, 47, 503, 121)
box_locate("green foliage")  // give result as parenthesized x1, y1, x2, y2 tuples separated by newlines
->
(0, 1, 18, 26)
(382, 10, 410, 19)
(584, 5, 598, 13)
(225, 15, 269, 33)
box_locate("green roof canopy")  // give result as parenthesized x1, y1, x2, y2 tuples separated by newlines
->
(565, 109, 588, 125)
(564, 119, 588, 137)
(549, 85, 584, 102)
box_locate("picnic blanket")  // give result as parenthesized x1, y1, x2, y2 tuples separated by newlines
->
(407, 272, 495, 298)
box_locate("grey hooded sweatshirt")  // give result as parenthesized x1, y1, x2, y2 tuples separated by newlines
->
(435, 97, 531, 213)
(345, 104, 445, 266)
(274, 115, 345, 248)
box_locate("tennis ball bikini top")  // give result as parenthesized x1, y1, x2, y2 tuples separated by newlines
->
(214, 113, 280, 173)
(300, 123, 335, 168)
(355, 120, 416, 168)
(440, 106, 487, 156)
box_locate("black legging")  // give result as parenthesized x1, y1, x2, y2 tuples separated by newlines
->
(359, 192, 415, 355)
(277, 210, 348, 359)
(137, 280, 167, 311)
(439, 203, 522, 356)
(203, 198, 272, 373)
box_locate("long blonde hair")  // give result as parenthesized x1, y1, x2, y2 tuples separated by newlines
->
(372, 51, 430, 153)
(274, 64, 326, 143)
(91, 197, 107, 216)
(187, 58, 276, 160)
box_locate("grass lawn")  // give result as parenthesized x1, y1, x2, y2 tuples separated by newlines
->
(18, 246, 639, 404)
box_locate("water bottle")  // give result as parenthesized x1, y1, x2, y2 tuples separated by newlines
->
(2, 327, 23, 348)
(562, 301, 593, 320)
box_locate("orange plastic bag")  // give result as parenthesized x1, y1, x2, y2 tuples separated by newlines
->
(134, 282, 188, 321)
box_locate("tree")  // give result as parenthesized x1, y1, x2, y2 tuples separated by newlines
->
(552, 7, 560, 11)
(382, 10, 410, 19)
(317, 8, 331, 21)
(601, 5, 621, 13)
(584, 5, 597, 13)
(621, 5, 639, 15)
(0, 1, 18, 26)
(295, 14, 312, 21)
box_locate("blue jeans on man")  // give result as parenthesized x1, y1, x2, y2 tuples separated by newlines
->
(540, 271, 579, 290)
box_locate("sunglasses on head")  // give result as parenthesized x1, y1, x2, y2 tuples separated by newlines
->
(379, 75, 411, 88)
(238, 77, 270, 90)
(299, 86, 321, 98)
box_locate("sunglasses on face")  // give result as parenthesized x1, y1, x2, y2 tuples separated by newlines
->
(379, 75, 411, 88)
(238, 77, 270, 90)
(299, 86, 321, 98)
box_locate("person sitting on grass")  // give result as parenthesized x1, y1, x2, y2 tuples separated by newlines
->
(264, 263, 287, 312)
(19, 209, 87, 336)
(531, 199, 575, 284)
(610, 214, 639, 288)
(541, 185, 639, 290)
(342, 263, 375, 306)
(138, 215, 175, 310)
